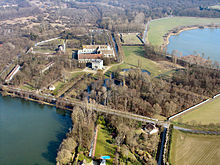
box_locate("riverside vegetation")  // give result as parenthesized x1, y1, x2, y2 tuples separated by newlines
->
(56, 106, 159, 165)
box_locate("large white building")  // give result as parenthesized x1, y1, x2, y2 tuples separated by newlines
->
(77, 45, 115, 63)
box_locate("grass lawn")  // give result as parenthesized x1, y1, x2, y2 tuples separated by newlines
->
(169, 130, 220, 165)
(68, 71, 85, 80)
(53, 72, 85, 97)
(147, 17, 220, 46)
(173, 96, 220, 125)
(120, 33, 143, 44)
(95, 125, 116, 164)
(110, 46, 174, 77)
(52, 81, 65, 95)
(33, 47, 55, 54)
(20, 84, 35, 91)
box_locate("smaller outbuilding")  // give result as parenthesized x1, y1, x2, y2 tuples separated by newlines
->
(48, 85, 55, 91)
(91, 59, 103, 70)
(58, 45, 64, 51)
(143, 123, 159, 135)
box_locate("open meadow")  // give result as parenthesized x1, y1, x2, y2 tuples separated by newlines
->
(173, 96, 220, 125)
(147, 17, 220, 46)
(169, 130, 220, 165)
(95, 125, 116, 164)
(109, 46, 182, 77)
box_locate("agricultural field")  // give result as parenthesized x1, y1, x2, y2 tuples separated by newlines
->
(110, 46, 182, 77)
(147, 17, 220, 46)
(173, 96, 220, 125)
(95, 125, 116, 164)
(209, 5, 220, 11)
(120, 33, 143, 45)
(169, 130, 220, 165)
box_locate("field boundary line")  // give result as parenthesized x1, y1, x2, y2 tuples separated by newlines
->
(168, 99, 211, 121)
(169, 92, 220, 121)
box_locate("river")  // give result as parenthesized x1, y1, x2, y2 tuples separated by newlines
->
(0, 95, 72, 165)
(167, 28, 220, 63)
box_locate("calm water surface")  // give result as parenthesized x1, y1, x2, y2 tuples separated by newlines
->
(0, 95, 72, 165)
(167, 28, 220, 63)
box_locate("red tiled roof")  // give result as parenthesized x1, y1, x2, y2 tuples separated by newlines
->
(78, 54, 103, 60)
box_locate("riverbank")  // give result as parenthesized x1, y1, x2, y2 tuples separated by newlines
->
(147, 16, 220, 46)
(1, 91, 73, 111)
(162, 25, 220, 49)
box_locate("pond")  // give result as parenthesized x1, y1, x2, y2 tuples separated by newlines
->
(122, 68, 151, 75)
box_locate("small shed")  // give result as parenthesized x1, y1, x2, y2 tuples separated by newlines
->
(58, 45, 64, 51)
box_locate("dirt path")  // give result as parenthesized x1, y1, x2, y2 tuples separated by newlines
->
(92, 125, 99, 158)
(103, 61, 124, 74)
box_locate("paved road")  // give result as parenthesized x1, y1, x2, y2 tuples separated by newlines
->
(34, 37, 61, 46)
(143, 22, 150, 44)
(174, 126, 220, 135)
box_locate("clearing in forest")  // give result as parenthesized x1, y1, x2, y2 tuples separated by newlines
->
(147, 17, 220, 46)
(169, 130, 220, 165)
(173, 96, 220, 125)
(120, 33, 143, 45)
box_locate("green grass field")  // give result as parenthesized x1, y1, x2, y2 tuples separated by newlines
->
(52, 81, 65, 95)
(174, 96, 220, 125)
(121, 33, 143, 44)
(169, 130, 220, 165)
(209, 5, 220, 10)
(110, 46, 171, 77)
(147, 17, 220, 46)
(20, 84, 35, 91)
(95, 125, 116, 164)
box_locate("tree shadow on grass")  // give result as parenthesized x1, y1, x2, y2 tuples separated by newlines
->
(133, 48, 147, 58)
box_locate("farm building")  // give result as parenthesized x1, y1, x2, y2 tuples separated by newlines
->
(41, 62, 55, 74)
(5, 65, 20, 83)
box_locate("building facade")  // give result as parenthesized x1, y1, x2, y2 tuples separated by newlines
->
(76, 45, 115, 63)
